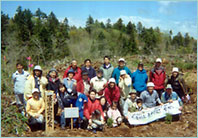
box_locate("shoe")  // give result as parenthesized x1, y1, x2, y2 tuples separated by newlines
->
(61, 126, 65, 130)
(92, 129, 96, 134)
(54, 120, 58, 125)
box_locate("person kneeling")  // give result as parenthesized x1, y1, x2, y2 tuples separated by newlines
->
(107, 102, 122, 127)
(87, 110, 105, 133)
(26, 88, 45, 130)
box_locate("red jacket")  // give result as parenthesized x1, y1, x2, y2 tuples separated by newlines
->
(149, 66, 166, 90)
(63, 66, 82, 82)
(84, 97, 104, 120)
(104, 85, 120, 105)
(76, 79, 90, 94)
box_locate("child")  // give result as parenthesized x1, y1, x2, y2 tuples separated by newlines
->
(26, 88, 45, 130)
(107, 102, 122, 127)
(136, 98, 143, 111)
(88, 110, 105, 133)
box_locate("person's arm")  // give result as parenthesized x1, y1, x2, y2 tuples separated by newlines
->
(38, 98, 45, 114)
(111, 69, 116, 81)
(160, 93, 166, 104)
(26, 100, 36, 117)
(149, 71, 153, 82)
(124, 75, 132, 87)
(57, 94, 64, 110)
(104, 88, 112, 105)
(114, 87, 120, 102)
(83, 102, 90, 120)
(24, 78, 33, 101)
(145, 73, 148, 83)
(156, 92, 162, 105)
(123, 100, 128, 118)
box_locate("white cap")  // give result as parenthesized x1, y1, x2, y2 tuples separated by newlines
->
(34, 65, 42, 71)
(156, 58, 162, 63)
(120, 70, 127, 75)
(32, 88, 39, 93)
(172, 67, 179, 73)
(119, 58, 125, 62)
(147, 82, 155, 87)
(166, 84, 172, 89)
(108, 78, 116, 84)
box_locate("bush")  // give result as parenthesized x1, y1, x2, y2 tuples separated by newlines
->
(107, 118, 114, 127)
(165, 113, 172, 124)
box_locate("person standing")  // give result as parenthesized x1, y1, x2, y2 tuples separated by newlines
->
(167, 67, 187, 100)
(112, 58, 132, 85)
(132, 63, 148, 97)
(149, 58, 166, 98)
(100, 56, 114, 81)
(63, 59, 82, 82)
(12, 63, 29, 107)
(81, 59, 96, 79)
(24, 65, 48, 101)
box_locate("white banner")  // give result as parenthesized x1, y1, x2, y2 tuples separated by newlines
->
(64, 107, 79, 118)
(128, 101, 181, 125)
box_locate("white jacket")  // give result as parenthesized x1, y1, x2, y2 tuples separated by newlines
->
(118, 74, 132, 99)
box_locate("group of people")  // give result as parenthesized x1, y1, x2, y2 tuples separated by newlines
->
(12, 56, 187, 132)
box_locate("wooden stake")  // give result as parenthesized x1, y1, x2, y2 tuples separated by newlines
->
(28, 60, 31, 73)
(71, 104, 73, 129)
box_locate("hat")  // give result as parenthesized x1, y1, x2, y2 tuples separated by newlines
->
(172, 67, 179, 73)
(108, 78, 116, 84)
(166, 84, 172, 89)
(147, 82, 155, 87)
(129, 89, 137, 94)
(156, 58, 162, 63)
(81, 71, 89, 76)
(67, 69, 75, 75)
(138, 62, 144, 67)
(33, 65, 42, 71)
(97, 69, 103, 74)
(50, 68, 57, 72)
(120, 70, 127, 76)
(119, 58, 125, 62)
(32, 88, 40, 94)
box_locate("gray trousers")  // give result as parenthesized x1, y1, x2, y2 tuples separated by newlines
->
(15, 94, 25, 106)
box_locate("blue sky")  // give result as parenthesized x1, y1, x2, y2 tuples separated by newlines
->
(1, 1, 197, 38)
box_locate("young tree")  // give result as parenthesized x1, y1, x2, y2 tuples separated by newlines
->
(86, 15, 94, 34)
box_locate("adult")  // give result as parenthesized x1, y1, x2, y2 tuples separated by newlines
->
(149, 58, 166, 98)
(12, 63, 29, 107)
(104, 78, 120, 106)
(100, 56, 114, 81)
(90, 69, 107, 99)
(112, 58, 132, 84)
(83, 89, 104, 128)
(63, 60, 81, 82)
(167, 67, 187, 99)
(24, 65, 48, 101)
(56, 83, 78, 129)
(140, 82, 163, 108)
(123, 89, 138, 120)
(132, 62, 148, 97)
(76, 71, 91, 96)
(161, 84, 183, 108)
(46, 68, 61, 124)
(81, 59, 96, 79)
(63, 69, 77, 91)
(26, 88, 45, 129)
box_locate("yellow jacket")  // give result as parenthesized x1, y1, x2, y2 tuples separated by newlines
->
(24, 75, 48, 101)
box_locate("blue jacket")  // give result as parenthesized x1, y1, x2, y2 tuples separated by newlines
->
(161, 91, 183, 106)
(132, 69, 148, 93)
(112, 66, 132, 84)
(75, 92, 88, 119)
(81, 66, 96, 79)
(63, 77, 76, 90)
(12, 70, 29, 94)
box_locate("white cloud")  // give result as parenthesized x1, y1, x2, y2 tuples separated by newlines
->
(158, 1, 178, 14)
